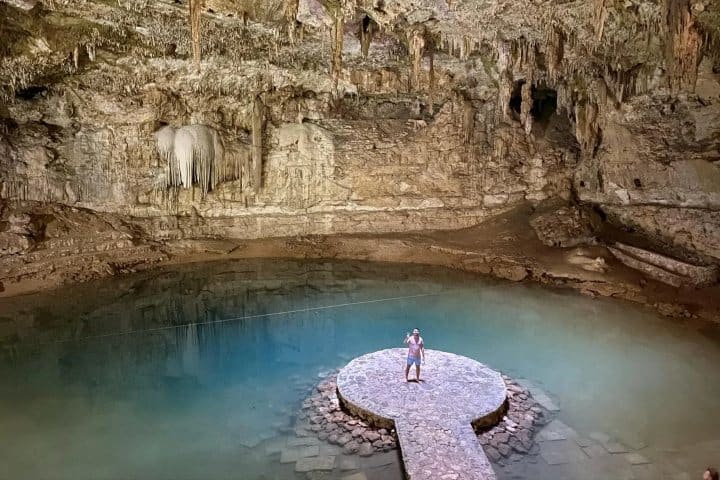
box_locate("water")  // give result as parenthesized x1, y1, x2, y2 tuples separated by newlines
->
(1, 259, 719, 480)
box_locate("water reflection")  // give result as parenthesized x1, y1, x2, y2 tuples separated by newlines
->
(0, 259, 718, 480)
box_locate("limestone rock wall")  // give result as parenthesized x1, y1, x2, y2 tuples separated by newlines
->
(575, 60, 720, 261)
(0, 0, 719, 273)
(0, 56, 577, 241)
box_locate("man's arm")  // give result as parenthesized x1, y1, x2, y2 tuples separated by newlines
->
(404, 332, 410, 345)
(421, 339, 425, 361)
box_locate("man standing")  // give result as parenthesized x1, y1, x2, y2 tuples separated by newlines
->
(404, 328, 425, 382)
(704, 467, 718, 480)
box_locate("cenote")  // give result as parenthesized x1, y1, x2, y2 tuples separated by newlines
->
(1, 259, 719, 480)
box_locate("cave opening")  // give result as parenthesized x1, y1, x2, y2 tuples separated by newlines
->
(362, 15, 372, 33)
(508, 82, 557, 126)
(15, 86, 47, 100)
(530, 85, 557, 125)
(509, 80, 524, 116)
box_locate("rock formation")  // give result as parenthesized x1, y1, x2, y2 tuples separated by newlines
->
(154, 124, 226, 194)
(0, 0, 718, 313)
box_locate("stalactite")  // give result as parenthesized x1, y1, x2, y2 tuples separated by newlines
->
(460, 36, 471, 61)
(241, 148, 252, 191)
(86, 43, 96, 62)
(517, 37, 537, 73)
(273, 27, 280, 60)
(409, 27, 425, 91)
(594, 0, 608, 43)
(520, 42, 536, 135)
(495, 39, 514, 121)
(545, 26, 564, 82)
(498, 71, 513, 120)
(155, 126, 180, 187)
(556, 83, 572, 116)
(155, 124, 224, 197)
(439, 33, 477, 61)
(496, 39, 511, 75)
(0, 179, 29, 201)
(184, 125, 222, 195)
(359, 15, 374, 58)
(665, 0, 702, 92)
(154, 178, 180, 213)
(520, 81, 533, 134)
(220, 145, 244, 186)
(252, 96, 265, 190)
(574, 102, 600, 153)
(174, 127, 195, 189)
(494, 136, 506, 159)
(462, 99, 475, 145)
(189, 0, 203, 71)
(331, 11, 344, 91)
(428, 50, 435, 115)
(284, 0, 300, 44)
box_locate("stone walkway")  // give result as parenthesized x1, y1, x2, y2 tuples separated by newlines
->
(336, 348, 507, 480)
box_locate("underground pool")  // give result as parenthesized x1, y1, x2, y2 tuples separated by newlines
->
(1, 259, 719, 480)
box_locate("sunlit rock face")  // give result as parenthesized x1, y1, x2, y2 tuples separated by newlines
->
(0, 0, 718, 292)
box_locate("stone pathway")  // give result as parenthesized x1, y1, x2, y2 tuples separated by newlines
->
(336, 348, 507, 480)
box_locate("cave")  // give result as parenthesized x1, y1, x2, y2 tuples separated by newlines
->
(15, 85, 47, 100)
(362, 14, 372, 32)
(509, 79, 525, 116)
(0, 1, 719, 479)
(530, 84, 557, 125)
(508, 81, 558, 127)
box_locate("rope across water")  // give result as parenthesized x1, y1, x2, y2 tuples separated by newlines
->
(26, 291, 447, 347)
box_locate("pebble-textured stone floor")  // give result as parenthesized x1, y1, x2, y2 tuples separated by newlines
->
(336, 348, 507, 480)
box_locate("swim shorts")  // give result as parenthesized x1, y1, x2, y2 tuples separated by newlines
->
(407, 356, 421, 366)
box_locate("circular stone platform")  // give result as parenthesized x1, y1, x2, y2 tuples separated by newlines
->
(337, 348, 507, 480)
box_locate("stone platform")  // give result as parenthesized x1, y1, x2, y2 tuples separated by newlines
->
(336, 348, 507, 480)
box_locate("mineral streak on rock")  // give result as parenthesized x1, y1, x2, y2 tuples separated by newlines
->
(251, 96, 265, 189)
(189, 0, 203, 70)
(408, 26, 425, 92)
(330, 7, 344, 91)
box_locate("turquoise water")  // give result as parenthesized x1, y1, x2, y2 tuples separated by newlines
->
(1, 259, 719, 479)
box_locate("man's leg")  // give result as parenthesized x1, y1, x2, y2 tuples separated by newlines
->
(405, 363, 411, 381)
(415, 362, 421, 381)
